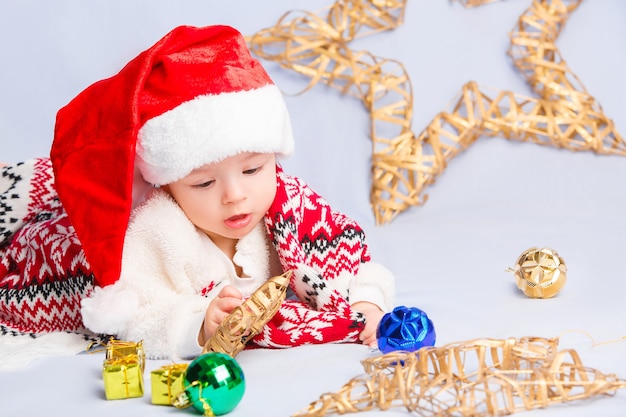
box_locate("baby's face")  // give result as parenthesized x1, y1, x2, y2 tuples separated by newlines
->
(165, 152, 277, 248)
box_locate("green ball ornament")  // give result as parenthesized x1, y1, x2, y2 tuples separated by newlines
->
(173, 352, 245, 416)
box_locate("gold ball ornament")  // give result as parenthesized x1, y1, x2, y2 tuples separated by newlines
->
(510, 247, 567, 298)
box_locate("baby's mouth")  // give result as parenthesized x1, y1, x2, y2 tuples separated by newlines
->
(228, 214, 247, 222)
(224, 213, 252, 229)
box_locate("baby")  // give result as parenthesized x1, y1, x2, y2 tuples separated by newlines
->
(46, 25, 394, 359)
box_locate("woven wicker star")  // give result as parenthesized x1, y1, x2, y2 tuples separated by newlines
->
(293, 336, 626, 416)
(247, 0, 625, 224)
(202, 271, 291, 357)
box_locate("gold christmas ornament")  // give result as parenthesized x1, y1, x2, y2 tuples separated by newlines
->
(293, 336, 626, 416)
(247, 0, 625, 224)
(509, 247, 567, 298)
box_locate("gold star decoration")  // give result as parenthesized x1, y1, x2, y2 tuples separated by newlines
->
(202, 272, 291, 357)
(292, 336, 626, 416)
(247, 0, 625, 225)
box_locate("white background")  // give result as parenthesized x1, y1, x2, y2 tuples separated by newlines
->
(2, 1, 626, 416)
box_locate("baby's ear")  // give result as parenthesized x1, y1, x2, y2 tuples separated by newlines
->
(132, 163, 153, 209)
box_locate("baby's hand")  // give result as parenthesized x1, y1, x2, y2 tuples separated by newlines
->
(351, 301, 384, 348)
(198, 285, 243, 346)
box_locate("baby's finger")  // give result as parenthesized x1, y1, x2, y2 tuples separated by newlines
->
(218, 285, 243, 299)
(219, 296, 244, 312)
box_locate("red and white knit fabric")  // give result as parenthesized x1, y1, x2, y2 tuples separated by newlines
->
(252, 167, 368, 347)
(1, 159, 366, 350)
(0, 158, 94, 337)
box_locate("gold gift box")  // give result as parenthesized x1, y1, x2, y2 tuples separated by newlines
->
(150, 363, 188, 405)
(102, 356, 144, 400)
(101, 339, 145, 400)
(105, 339, 145, 371)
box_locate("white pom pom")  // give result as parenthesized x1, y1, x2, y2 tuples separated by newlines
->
(81, 286, 139, 334)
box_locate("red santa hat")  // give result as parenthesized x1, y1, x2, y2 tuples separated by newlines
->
(50, 25, 294, 287)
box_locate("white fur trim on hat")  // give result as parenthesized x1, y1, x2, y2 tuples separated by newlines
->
(136, 84, 294, 185)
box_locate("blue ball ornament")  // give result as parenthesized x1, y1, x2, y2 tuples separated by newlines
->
(376, 306, 436, 354)
(174, 352, 245, 415)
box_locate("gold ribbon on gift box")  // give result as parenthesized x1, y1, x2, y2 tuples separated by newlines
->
(102, 355, 144, 400)
(151, 363, 189, 405)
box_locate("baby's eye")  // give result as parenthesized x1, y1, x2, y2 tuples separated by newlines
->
(194, 180, 215, 188)
(243, 167, 260, 175)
